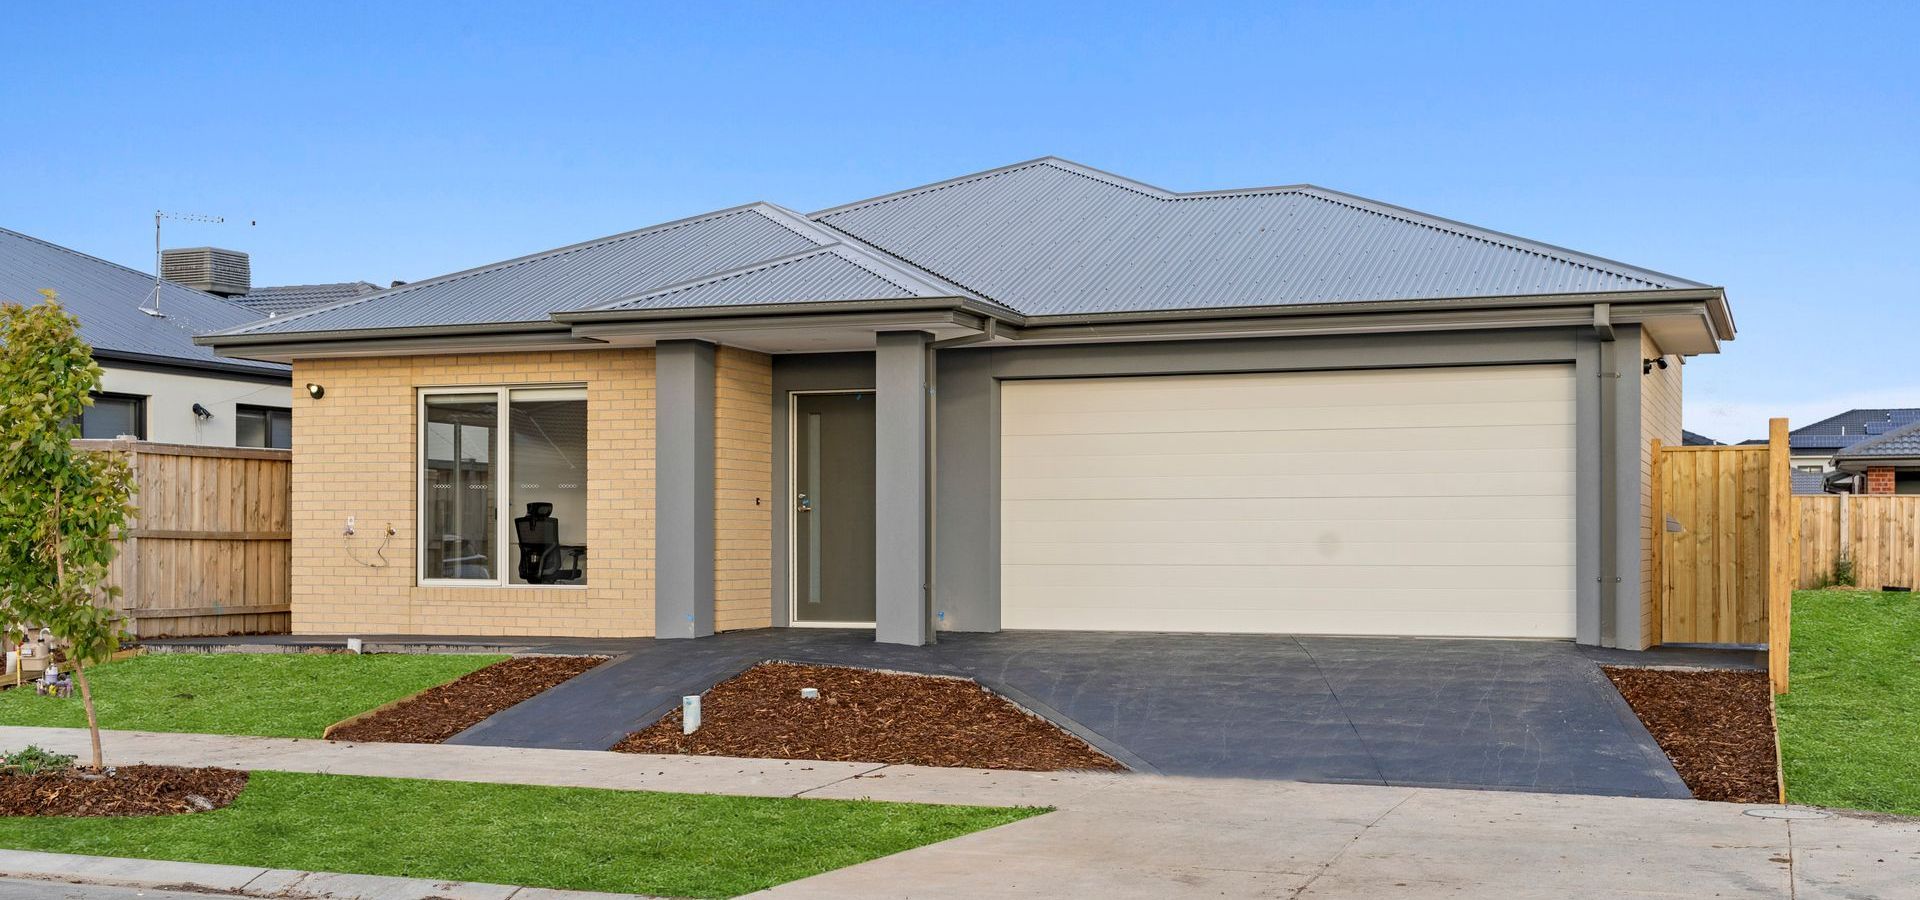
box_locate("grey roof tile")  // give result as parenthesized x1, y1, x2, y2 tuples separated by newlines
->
(0, 226, 285, 374)
(1789, 408, 1920, 453)
(231, 281, 382, 316)
(1834, 419, 1920, 460)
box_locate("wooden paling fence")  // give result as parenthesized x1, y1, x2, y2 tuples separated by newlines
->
(1648, 419, 1792, 693)
(74, 440, 292, 638)
(1794, 494, 1920, 591)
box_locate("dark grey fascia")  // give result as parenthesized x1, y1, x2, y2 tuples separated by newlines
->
(1834, 456, 1920, 472)
(90, 349, 291, 383)
(194, 325, 597, 364)
(564, 308, 993, 343)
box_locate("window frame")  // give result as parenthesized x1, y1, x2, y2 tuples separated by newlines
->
(235, 403, 293, 449)
(83, 392, 148, 440)
(415, 384, 589, 590)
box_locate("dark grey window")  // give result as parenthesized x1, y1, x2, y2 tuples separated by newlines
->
(81, 392, 146, 440)
(236, 404, 293, 449)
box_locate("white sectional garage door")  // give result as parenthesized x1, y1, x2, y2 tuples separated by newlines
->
(998, 365, 1577, 638)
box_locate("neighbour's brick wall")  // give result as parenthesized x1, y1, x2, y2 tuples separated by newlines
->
(289, 350, 656, 636)
(714, 347, 773, 631)
(1866, 466, 1897, 495)
(1638, 331, 1683, 649)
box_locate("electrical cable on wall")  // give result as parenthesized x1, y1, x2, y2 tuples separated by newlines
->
(344, 522, 395, 568)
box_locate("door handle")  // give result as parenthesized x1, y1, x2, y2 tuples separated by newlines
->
(797, 492, 813, 513)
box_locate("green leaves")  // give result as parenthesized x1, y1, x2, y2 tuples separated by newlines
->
(0, 296, 136, 664)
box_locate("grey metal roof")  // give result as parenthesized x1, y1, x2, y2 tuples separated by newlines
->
(812, 158, 1705, 316)
(596, 244, 946, 311)
(0, 226, 286, 375)
(1834, 419, 1920, 460)
(206, 157, 1712, 341)
(231, 281, 382, 316)
(1681, 429, 1721, 446)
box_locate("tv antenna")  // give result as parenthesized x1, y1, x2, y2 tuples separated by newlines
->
(143, 210, 224, 317)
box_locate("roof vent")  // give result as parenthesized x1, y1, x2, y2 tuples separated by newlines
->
(161, 247, 251, 296)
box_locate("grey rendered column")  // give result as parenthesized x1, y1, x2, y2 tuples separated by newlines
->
(875, 331, 934, 645)
(654, 340, 716, 638)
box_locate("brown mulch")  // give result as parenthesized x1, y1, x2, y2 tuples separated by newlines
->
(0, 766, 247, 817)
(615, 662, 1126, 771)
(1603, 666, 1780, 803)
(326, 655, 608, 744)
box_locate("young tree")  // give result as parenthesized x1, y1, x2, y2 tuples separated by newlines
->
(0, 292, 137, 772)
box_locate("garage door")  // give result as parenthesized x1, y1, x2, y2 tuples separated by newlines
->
(999, 365, 1577, 638)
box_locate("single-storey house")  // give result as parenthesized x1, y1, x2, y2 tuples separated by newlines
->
(0, 226, 293, 447)
(1830, 420, 1920, 495)
(199, 158, 1735, 649)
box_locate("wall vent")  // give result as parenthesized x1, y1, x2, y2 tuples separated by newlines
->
(161, 247, 251, 296)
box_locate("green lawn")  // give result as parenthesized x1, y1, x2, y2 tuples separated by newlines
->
(0, 653, 504, 737)
(0, 770, 1039, 898)
(1776, 589, 1920, 817)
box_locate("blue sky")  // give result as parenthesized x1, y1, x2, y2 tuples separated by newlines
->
(4, 1, 1915, 441)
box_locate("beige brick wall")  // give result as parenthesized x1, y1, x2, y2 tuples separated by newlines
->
(714, 347, 773, 630)
(290, 350, 656, 636)
(1638, 330, 1683, 648)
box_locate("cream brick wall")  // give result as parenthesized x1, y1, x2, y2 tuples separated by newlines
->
(1638, 330, 1683, 647)
(714, 347, 773, 630)
(290, 350, 656, 636)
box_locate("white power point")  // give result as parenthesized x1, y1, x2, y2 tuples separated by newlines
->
(344, 515, 356, 536)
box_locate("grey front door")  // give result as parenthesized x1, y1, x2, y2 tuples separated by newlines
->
(792, 392, 877, 625)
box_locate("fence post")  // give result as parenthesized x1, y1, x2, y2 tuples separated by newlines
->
(1767, 418, 1791, 694)
(1648, 438, 1664, 647)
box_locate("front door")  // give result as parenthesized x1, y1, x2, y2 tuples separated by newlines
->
(792, 392, 877, 625)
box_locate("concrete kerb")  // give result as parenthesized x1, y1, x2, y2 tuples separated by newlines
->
(0, 848, 653, 899)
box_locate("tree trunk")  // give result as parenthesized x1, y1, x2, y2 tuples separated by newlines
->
(73, 659, 102, 773)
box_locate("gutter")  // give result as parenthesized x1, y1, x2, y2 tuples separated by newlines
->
(192, 286, 1732, 360)
(91, 348, 291, 382)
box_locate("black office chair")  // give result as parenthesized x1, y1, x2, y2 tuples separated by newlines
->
(515, 502, 584, 584)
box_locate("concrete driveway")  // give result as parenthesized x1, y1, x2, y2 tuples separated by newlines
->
(416, 629, 1695, 798)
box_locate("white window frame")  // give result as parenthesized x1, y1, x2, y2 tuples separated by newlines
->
(416, 384, 588, 589)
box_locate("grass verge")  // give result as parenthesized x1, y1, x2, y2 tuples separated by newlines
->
(0, 770, 1041, 898)
(0, 653, 504, 738)
(1775, 589, 1920, 817)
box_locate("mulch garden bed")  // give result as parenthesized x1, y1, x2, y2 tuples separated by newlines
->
(326, 655, 607, 744)
(615, 662, 1125, 772)
(1603, 666, 1780, 803)
(0, 766, 247, 817)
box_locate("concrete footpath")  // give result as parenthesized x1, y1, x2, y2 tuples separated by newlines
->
(0, 726, 1916, 899)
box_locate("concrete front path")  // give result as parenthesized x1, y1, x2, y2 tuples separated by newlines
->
(263, 628, 1696, 798)
(0, 726, 1913, 899)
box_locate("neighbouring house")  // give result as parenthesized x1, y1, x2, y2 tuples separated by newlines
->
(1829, 420, 1920, 495)
(0, 226, 293, 447)
(161, 245, 385, 317)
(1750, 408, 1920, 475)
(198, 157, 1735, 648)
(1681, 429, 1721, 446)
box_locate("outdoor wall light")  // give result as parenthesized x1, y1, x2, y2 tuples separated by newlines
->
(305, 383, 326, 400)
(191, 402, 213, 420)
(1642, 357, 1669, 375)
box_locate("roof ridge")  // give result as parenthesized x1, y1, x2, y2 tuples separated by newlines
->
(1277, 186, 1700, 289)
(214, 202, 781, 336)
(811, 159, 1701, 289)
(594, 243, 922, 310)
